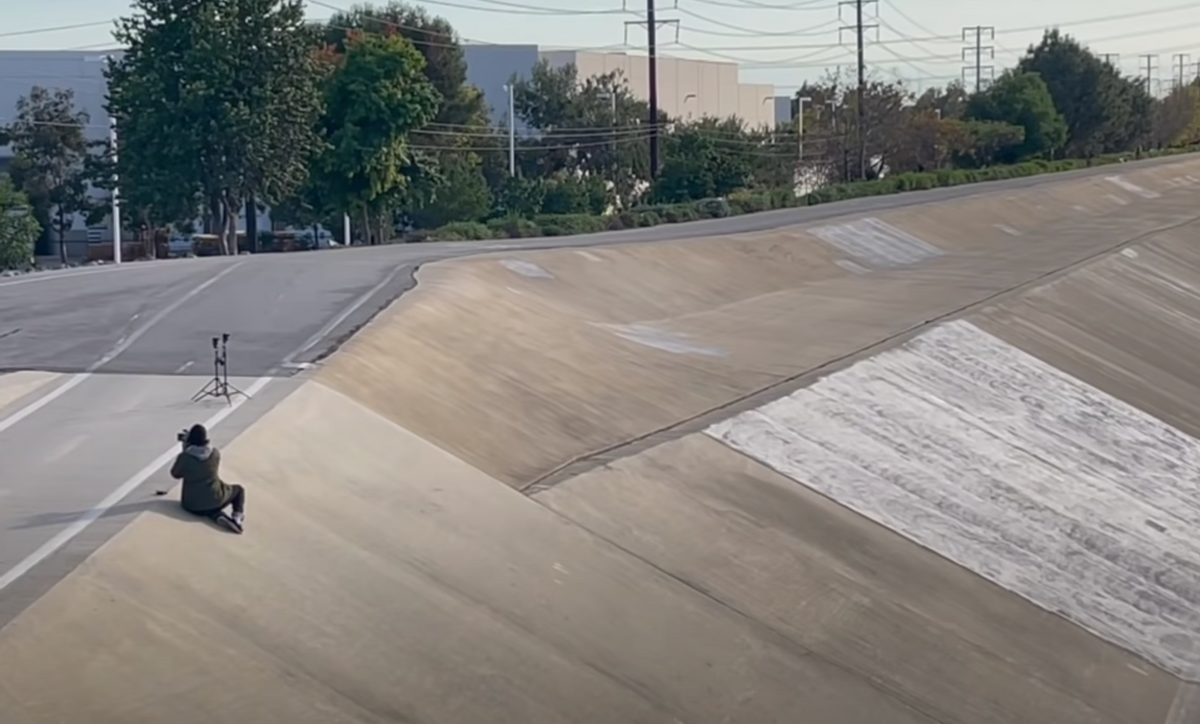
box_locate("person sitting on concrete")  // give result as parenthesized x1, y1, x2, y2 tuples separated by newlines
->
(169, 423, 246, 534)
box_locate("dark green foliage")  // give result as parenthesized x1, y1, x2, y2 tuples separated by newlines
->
(106, 0, 325, 253)
(965, 71, 1066, 163)
(1017, 29, 1154, 156)
(0, 175, 40, 270)
(3, 86, 91, 262)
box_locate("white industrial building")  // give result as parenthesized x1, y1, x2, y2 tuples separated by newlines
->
(463, 44, 776, 131)
(1, 45, 775, 251)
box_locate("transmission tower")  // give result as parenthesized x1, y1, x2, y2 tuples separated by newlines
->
(1140, 54, 1158, 96)
(623, 0, 679, 178)
(961, 26, 995, 93)
(838, 0, 877, 181)
(1173, 53, 1192, 89)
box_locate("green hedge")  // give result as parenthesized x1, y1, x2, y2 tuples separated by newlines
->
(417, 146, 1198, 243)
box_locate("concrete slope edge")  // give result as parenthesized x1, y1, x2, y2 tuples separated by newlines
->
(415, 151, 1198, 248)
(521, 208, 1200, 494)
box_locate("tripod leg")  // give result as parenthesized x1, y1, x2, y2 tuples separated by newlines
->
(191, 377, 221, 402)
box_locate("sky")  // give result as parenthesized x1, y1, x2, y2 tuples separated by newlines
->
(4, 0, 1200, 94)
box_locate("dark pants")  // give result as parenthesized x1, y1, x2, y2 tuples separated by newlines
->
(200, 484, 245, 519)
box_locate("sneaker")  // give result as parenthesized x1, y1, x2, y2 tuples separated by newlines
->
(215, 512, 243, 535)
(231, 512, 245, 528)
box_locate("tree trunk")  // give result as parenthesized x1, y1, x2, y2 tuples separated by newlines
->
(360, 208, 371, 245)
(224, 194, 239, 255)
(57, 209, 68, 266)
(245, 193, 259, 254)
(206, 195, 222, 236)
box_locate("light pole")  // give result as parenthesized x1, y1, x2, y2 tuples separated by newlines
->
(503, 82, 516, 176)
(109, 116, 121, 265)
(682, 93, 697, 121)
(796, 96, 812, 165)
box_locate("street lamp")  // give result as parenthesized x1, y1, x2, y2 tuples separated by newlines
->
(797, 96, 812, 164)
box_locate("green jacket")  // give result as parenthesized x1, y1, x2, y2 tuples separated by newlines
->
(169, 444, 233, 514)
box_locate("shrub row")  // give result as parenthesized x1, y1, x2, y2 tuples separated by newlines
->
(416, 146, 1197, 243)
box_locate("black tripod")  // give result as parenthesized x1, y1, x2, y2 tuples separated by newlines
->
(191, 333, 250, 405)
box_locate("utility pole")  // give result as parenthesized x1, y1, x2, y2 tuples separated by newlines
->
(1172, 53, 1191, 89)
(796, 96, 811, 166)
(503, 81, 516, 175)
(624, 1, 678, 179)
(838, 0, 876, 180)
(1101, 53, 1120, 69)
(108, 116, 121, 265)
(1140, 54, 1158, 96)
(961, 26, 995, 93)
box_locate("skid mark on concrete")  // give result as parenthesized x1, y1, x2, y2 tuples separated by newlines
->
(501, 259, 553, 278)
(809, 218, 943, 267)
(599, 323, 728, 357)
(1107, 176, 1161, 199)
(708, 319, 1200, 679)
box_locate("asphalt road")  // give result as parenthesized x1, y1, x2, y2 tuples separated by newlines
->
(0, 152, 1192, 626)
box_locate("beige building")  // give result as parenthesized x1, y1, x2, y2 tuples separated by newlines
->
(539, 50, 776, 130)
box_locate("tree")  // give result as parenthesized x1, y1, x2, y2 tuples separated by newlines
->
(408, 151, 492, 228)
(953, 120, 1027, 168)
(511, 61, 655, 206)
(324, 2, 493, 234)
(793, 70, 912, 180)
(653, 118, 755, 202)
(1153, 83, 1200, 149)
(296, 29, 440, 244)
(4, 86, 91, 264)
(1018, 29, 1153, 156)
(107, 0, 325, 255)
(913, 81, 970, 120)
(965, 70, 1066, 163)
(0, 176, 40, 271)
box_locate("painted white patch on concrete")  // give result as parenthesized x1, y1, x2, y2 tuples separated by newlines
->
(1105, 175, 1160, 199)
(707, 319, 1200, 678)
(993, 223, 1022, 236)
(501, 260, 553, 278)
(809, 217, 942, 268)
(835, 259, 871, 275)
(600, 324, 727, 357)
(576, 250, 603, 262)
(1105, 193, 1130, 206)
(1121, 248, 1139, 259)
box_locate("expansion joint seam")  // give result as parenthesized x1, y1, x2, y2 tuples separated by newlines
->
(521, 210, 1200, 495)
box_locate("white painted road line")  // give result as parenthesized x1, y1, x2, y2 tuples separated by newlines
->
(281, 261, 409, 365)
(0, 262, 245, 438)
(87, 260, 245, 371)
(0, 373, 89, 436)
(0, 375, 273, 594)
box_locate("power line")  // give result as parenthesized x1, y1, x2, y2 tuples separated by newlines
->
(0, 21, 112, 39)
